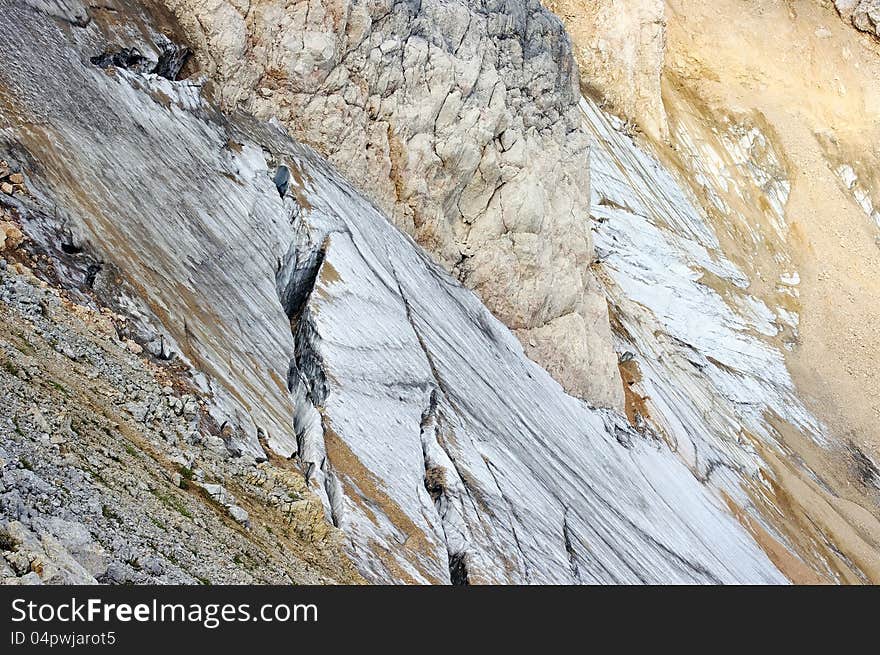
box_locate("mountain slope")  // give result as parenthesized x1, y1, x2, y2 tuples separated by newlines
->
(0, 0, 789, 583)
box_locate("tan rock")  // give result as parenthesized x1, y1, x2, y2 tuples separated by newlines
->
(125, 339, 143, 355)
(8, 173, 23, 185)
(1, 182, 13, 195)
(0, 221, 24, 250)
(544, 0, 669, 141)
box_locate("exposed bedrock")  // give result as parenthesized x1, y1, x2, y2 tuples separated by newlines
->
(835, 0, 880, 39)
(543, 0, 668, 141)
(162, 0, 624, 409)
(0, 0, 787, 583)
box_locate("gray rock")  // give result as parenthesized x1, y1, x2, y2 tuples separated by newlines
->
(167, 0, 623, 408)
(228, 505, 249, 526)
(836, 0, 880, 38)
(139, 555, 165, 577)
(34, 517, 109, 578)
(103, 562, 135, 585)
(16, 571, 43, 585)
(0, 0, 793, 585)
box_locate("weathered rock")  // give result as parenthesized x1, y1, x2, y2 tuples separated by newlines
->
(164, 0, 624, 409)
(0, 0, 785, 583)
(228, 505, 249, 526)
(544, 0, 668, 140)
(0, 221, 24, 250)
(836, 0, 880, 39)
(34, 517, 109, 578)
(0, 259, 358, 584)
(0, 520, 96, 584)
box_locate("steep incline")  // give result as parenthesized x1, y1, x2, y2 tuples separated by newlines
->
(0, 0, 786, 583)
(162, 0, 624, 408)
(543, 0, 880, 582)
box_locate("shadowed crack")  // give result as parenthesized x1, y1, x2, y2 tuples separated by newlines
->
(274, 237, 341, 526)
(563, 509, 582, 582)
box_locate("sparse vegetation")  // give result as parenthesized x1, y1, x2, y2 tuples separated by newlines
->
(102, 504, 120, 521)
(48, 380, 70, 395)
(150, 487, 193, 519)
(1, 358, 19, 377)
(177, 464, 194, 489)
(0, 531, 18, 552)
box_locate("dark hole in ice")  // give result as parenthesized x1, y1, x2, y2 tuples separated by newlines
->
(84, 263, 102, 289)
(154, 42, 191, 81)
(60, 242, 82, 254)
(273, 165, 291, 198)
(90, 48, 155, 75)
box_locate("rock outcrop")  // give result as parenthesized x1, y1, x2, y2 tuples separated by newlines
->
(162, 0, 624, 409)
(543, 0, 668, 141)
(0, 246, 359, 585)
(541, 0, 880, 582)
(835, 0, 880, 39)
(0, 0, 790, 583)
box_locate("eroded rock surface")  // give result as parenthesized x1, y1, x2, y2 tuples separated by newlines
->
(835, 0, 880, 38)
(0, 245, 358, 585)
(162, 0, 623, 408)
(0, 0, 788, 583)
(543, 0, 880, 582)
(543, 0, 668, 141)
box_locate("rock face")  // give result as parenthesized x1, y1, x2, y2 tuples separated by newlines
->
(835, 0, 880, 39)
(543, 0, 668, 141)
(0, 254, 358, 585)
(163, 0, 623, 409)
(549, 0, 880, 582)
(0, 0, 789, 583)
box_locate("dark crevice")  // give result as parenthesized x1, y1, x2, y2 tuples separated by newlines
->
(90, 38, 191, 81)
(83, 263, 101, 289)
(154, 41, 191, 80)
(60, 241, 82, 254)
(848, 442, 880, 491)
(273, 165, 290, 198)
(290, 306, 328, 405)
(274, 236, 343, 528)
(277, 242, 328, 404)
(562, 509, 581, 582)
(448, 552, 470, 586)
(419, 390, 468, 585)
(91, 48, 156, 74)
(278, 245, 324, 325)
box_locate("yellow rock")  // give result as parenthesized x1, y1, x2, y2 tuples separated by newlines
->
(0, 221, 24, 250)
(125, 339, 143, 355)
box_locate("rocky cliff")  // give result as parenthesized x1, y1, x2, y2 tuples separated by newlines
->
(544, 0, 880, 583)
(544, 0, 668, 141)
(161, 0, 624, 409)
(2, 0, 879, 585)
(835, 0, 880, 38)
(0, 0, 790, 584)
